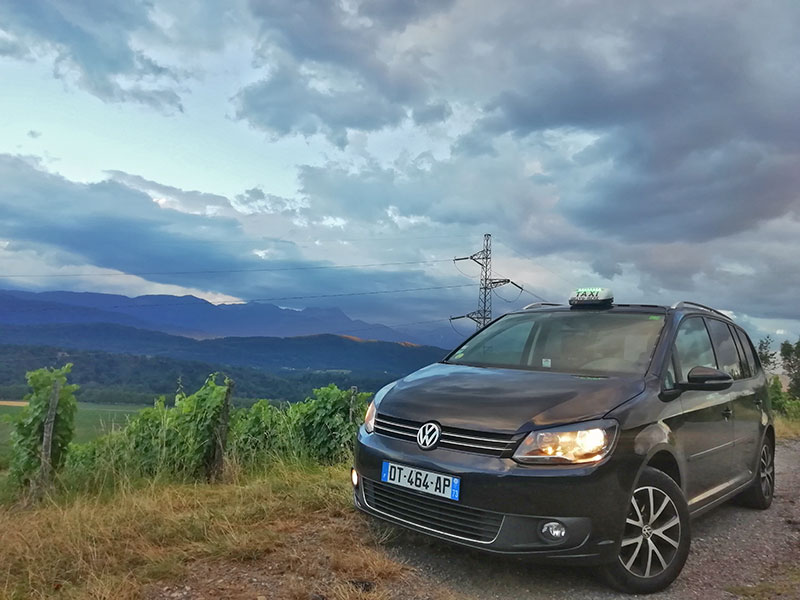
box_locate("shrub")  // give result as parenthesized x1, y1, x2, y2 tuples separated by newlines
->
(768, 376, 789, 414)
(9, 364, 78, 489)
(294, 384, 372, 464)
(784, 399, 800, 421)
(228, 399, 292, 465)
(61, 374, 234, 488)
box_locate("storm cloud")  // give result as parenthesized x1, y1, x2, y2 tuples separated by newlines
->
(1, 0, 799, 342)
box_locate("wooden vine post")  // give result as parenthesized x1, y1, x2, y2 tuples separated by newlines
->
(208, 377, 234, 482)
(349, 386, 359, 424)
(33, 379, 62, 499)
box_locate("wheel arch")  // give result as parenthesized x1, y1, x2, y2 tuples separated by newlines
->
(646, 449, 682, 489)
(763, 424, 775, 449)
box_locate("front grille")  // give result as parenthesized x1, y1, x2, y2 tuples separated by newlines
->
(362, 479, 503, 543)
(374, 413, 521, 457)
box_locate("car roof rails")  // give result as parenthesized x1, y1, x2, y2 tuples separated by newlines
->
(523, 302, 564, 310)
(671, 301, 730, 319)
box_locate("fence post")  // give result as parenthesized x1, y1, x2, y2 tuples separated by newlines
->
(33, 379, 62, 499)
(349, 386, 358, 424)
(209, 378, 234, 482)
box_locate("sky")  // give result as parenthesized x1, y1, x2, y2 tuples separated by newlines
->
(0, 0, 799, 343)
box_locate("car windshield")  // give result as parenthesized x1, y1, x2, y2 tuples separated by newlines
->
(446, 311, 665, 377)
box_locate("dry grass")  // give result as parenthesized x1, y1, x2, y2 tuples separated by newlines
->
(729, 565, 800, 599)
(776, 416, 800, 439)
(0, 463, 453, 600)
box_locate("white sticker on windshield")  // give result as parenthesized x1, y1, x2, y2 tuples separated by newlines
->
(542, 358, 551, 368)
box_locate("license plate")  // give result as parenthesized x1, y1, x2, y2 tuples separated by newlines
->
(381, 461, 460, 501)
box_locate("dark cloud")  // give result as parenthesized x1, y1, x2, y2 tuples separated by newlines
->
(0, 154, 473, 322)
(236, 0, 454, 143)
(106, 171, 232, 216)
(359, 0, 456, 31)
(412, 101, 452, 126)
(26, 130, 41, 139)
(461, 1, 800, 242)
(0, 155, 249, 280)
(236, 62, 407, 147)
(0, 0, 183, 110)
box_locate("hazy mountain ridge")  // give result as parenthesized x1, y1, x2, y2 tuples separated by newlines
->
(0, 289, 433, 343)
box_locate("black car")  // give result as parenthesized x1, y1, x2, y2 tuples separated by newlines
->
(352, 289, 774, 594)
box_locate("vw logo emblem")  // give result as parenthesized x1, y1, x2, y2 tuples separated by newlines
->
(417, 422, 441, 450)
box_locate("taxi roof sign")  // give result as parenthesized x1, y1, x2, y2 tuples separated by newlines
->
(569, 287, 614, 306)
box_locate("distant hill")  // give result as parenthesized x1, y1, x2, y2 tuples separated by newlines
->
(0, 344, 397, 405)
(0, 322, 447, 375)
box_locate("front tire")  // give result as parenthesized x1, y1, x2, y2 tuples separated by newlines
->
(737, 438, 775, 510)
(600, 467, 691, 594)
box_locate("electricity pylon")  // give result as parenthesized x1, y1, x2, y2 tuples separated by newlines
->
(451, 233, 523, 330)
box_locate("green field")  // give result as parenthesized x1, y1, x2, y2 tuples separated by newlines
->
(0, 403, 142, 471)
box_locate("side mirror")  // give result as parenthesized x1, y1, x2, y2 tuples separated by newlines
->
(678, 366, 733, 392)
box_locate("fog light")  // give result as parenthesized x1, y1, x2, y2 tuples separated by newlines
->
(541, 520, 567, 541)
(351, 468, 359, 487)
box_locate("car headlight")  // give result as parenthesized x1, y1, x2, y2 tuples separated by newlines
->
(512, 419, 618, 465)
(364, 401, 377, 433)
(364, 381, 397, 433)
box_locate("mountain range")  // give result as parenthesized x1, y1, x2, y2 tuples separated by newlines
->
(0, 289, 454, 402)
(0, 290, 456, 403)
(0, 289, 462, 347)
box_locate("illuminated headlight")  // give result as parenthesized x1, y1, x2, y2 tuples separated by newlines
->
(364, 381, 397, 433)
(512, 420, 618, 465)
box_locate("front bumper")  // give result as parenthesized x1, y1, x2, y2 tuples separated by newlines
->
(354, 427, 640, 564)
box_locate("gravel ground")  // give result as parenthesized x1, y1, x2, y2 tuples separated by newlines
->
(384, 439, 800, 600)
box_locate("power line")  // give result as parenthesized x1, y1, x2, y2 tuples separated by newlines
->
(0, 259, 453, 280)
(249, 284, 472, 303)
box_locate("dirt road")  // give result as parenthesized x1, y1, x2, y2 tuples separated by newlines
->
(385, 439, 800, 599)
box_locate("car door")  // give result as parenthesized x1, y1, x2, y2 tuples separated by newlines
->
(730, 326, 767, 482)
(703, 318, 755, 489)
(671, 316, 734, 505)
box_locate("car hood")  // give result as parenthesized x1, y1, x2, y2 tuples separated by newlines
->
(378, 362, 644, 434)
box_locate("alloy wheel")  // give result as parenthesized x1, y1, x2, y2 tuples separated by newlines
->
(619, 486, 681, 578)
(760, 444, 775, 499)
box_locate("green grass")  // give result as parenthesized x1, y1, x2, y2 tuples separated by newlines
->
(0, 403, 142, 471)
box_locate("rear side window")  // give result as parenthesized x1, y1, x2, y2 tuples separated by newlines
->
(729, 325, 751, 379)
(705, 318, 744, 379)
(674, 317, 716, 379)
(735, 328, 760, 377)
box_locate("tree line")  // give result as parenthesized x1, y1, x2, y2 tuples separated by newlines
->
(757, 335, 800, 418)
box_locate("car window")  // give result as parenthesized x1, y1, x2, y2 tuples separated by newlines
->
(664, 354, 677, 389)
(673, 317, 716, 380)
(729, 325, 751, 379)
(705, 318, 743, 379)
(735, 328, 760, 377)
(447, 311, 665, 376)
(462, 317, 536, 366)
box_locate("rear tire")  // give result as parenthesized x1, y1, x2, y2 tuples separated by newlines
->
(599, 467, 691, 594)
(737, 438, 775, 510)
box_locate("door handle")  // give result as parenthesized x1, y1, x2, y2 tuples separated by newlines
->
(722, 407, 733, 419)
